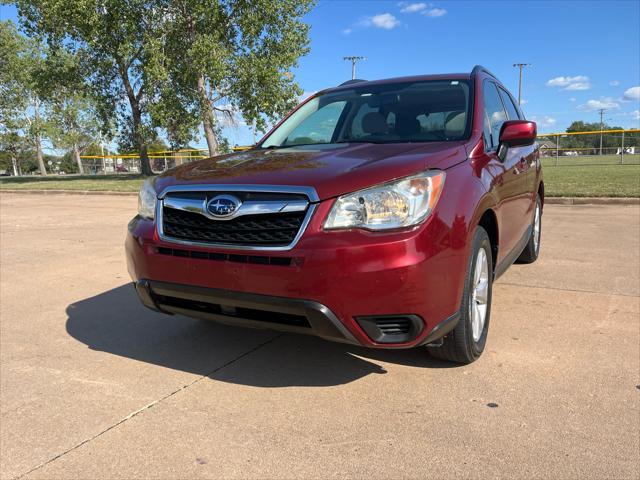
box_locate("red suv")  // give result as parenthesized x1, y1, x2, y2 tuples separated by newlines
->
(126, 66, 542, 364)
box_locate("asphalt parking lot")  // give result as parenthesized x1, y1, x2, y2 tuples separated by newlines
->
(1, 193, 638, 480)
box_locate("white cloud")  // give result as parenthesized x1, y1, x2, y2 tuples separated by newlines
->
(569, 97, 577, 102)
(609, 80, 620, 86)
(546, 75, 592, 91)
(399, 2, 427, 13)
(371, 13, 401, 29)
(531, 116, 556, 128)
(342, 28, 352, 35)
(520, 99, 528, 105)
(632, 110, 640, 120)
(358, 13, 401, 29)
(623, 86, 640, 101)
(577, 97, 620, 111)
(564, 82, 591, 91)
(423, 8, 447, 17)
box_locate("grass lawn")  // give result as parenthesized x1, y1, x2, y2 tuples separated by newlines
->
(0, 174, 145, 192)
(1, 163, 639, 198)
(543, 164, 640, 197)
(541, 154, 639, 167)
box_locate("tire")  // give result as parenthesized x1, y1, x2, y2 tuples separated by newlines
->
(427, 226, 493, 364)
(516, 194, 542, 264)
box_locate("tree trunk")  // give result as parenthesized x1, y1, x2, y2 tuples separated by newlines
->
(73, 144, 84, 174)
(119, 60, 152, 176)
(130, 102, 152, 176)
(34, 102, 47, 176)
(11, 155, 19, 176)
(198, 75, 219, 157)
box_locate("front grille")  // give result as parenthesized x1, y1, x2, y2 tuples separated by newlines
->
(161, 204, 307, 247)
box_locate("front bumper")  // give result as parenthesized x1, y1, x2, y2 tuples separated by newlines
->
(126, 199, 468, 348)
(135, 279, 359, 344)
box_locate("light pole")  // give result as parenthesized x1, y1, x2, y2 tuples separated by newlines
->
(512, 63, 531, 105)
(598, 108, 607, 155)
(343, 56, 365, 80)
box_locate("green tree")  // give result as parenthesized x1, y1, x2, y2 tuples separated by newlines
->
(0, 20, 49, 175)
(149, 0, 313, 156)
(564, 121, 625, 154)
(13, 0, 171, 176)
(47, 93, 102, 175)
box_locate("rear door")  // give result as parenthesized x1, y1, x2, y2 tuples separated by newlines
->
(482, 80, 529, 261)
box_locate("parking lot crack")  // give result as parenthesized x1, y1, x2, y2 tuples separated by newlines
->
(498, 282, 638, 298)
(13, 333, 283, 480)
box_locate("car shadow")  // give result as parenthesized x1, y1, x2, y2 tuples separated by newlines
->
(65, 284, 457, 388)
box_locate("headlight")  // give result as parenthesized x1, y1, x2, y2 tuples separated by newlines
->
(324, 171, 445, 231)
(138, 178, 157, 219)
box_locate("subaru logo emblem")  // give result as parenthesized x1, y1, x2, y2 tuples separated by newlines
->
(206, 195, 241, 218)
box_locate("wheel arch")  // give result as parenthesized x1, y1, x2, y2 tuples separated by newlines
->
(477, 208, 499, 273)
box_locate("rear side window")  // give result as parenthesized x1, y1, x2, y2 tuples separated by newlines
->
(498, 87, 521, 120)
(483, 81, 507, 150)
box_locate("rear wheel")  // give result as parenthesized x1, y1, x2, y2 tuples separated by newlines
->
(427, 226, 493, 364)
(517, 194, 542, 264)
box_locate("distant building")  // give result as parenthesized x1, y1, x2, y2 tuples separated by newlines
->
(538, 139, 557, 156)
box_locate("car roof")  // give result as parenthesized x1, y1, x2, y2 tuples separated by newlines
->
(324, 73, 473, 94)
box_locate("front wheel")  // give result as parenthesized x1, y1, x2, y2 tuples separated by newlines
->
(517, 194, 542, 264)
(427, 226, 493, 364)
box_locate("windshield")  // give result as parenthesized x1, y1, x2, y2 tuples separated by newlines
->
(261, 80, 471, 148)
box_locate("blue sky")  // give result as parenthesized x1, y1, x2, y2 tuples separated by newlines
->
(2, 0, 639, 151)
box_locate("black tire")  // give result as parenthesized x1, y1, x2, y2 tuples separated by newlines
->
(427, 226, 493, 364)
(516, 194, 542, 264)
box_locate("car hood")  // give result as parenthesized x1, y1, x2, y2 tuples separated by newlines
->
(156, 142, 468, 201)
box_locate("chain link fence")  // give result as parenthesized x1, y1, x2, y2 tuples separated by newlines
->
(80, 149, 208, 175)
(538, 129, 640, 167)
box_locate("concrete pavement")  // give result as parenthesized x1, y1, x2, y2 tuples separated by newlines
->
(1, 193, 638, 479)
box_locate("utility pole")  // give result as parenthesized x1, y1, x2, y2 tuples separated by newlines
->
(512, 63, 531, 105)
(598, 108, 606, 155)
(343, 56, 365, 80)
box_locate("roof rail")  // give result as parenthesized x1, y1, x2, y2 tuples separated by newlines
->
(339, 78, 367, 86)
(471, 65, 497, 79)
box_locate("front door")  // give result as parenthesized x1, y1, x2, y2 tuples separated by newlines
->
(482, 80, 531, 264)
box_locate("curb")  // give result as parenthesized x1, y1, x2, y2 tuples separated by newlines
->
(1, 189, 639, 205)
(545, 197, 640, 205)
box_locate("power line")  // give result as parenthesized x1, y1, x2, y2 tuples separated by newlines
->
(512, 63, 531, 105)
(343, 56, 365, 80)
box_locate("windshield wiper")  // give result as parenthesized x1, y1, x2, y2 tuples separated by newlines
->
(259, 142, 337, 150)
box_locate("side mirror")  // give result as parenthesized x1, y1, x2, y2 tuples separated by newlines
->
(497, 120, 537, 161)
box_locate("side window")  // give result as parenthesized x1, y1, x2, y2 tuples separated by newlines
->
(284, 101, 346, 145)
(483, 81, 507, 150)
(498, 87, 521, 120)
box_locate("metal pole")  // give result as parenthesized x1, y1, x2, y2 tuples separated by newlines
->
(555, 134, 559, 166)
(512, 63, 531, 105)
(99, 133, 106, 174)
(343, 56, 365, 80)
(598, 108, 605, 155)
(621, 130, 625, 165)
